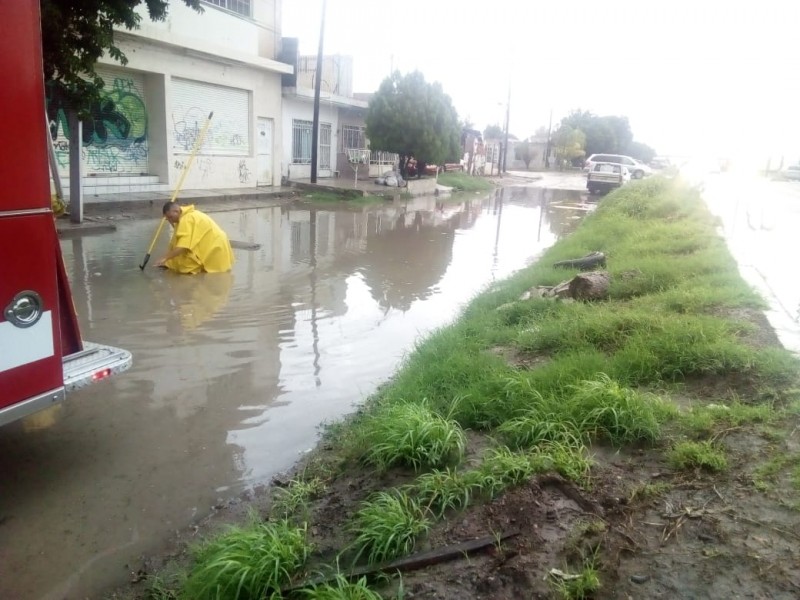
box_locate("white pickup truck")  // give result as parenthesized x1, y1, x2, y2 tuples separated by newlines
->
(587, 162, 630, 195)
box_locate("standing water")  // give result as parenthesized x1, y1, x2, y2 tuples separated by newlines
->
(0, 186, 589, 598)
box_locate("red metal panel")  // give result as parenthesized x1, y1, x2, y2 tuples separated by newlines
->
(0, 0, 50, 211)
(0, 214, 63, 408)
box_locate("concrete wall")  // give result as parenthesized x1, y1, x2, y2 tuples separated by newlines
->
(282, 96, 339, 180)
(134, 2, 260, 57)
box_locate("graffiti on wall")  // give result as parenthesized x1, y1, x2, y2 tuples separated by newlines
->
(171, 106, 249, 155)
(46, 75, 149, 175)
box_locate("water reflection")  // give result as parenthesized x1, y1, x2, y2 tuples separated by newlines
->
(0, 185, 588, 600)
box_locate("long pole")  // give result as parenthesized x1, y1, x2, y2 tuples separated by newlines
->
(502, 83, 511, 174)
(310, 0, 327, 183)
(545, 108, 553, 168)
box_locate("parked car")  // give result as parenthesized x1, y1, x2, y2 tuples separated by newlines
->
(584, 154, 652, 179)
(587, 162, 630, 194)
(781, 165, 800, 181)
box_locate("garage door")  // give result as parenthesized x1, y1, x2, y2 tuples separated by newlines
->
(48, 67, 150, 177)
(171, 78, 250, 155)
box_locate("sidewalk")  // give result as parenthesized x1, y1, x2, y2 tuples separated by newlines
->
(56, 185, 297, 235)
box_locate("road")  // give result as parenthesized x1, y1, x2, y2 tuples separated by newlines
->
(702, 173, 800, 353)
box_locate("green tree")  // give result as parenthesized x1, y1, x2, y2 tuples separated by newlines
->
(484, 124, 504, 139)
(41, 0, 202, 114)
(553, 125, 586, 168)
(514, 139, 538, 169)
(627, 141, 657, 163)
(366, 71, 461, 176)
(560, 110, 632, 157)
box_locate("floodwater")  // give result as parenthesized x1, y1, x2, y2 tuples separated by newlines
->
(0, 185, 589, 599)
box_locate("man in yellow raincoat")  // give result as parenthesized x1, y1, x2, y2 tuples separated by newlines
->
(154, 202, 234, 273)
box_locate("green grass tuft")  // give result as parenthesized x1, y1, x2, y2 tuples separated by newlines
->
(298, 574, 383, 599)
(349, 491, 432, 565)
(183, 519, 311, 600)
(354, 401, 466, 471)
(668, 441, 728, 472)
(436, 172, 494, 191)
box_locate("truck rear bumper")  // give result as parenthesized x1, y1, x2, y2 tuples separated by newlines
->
(0, 342, 132, 427)
(63, 341, 132, 392)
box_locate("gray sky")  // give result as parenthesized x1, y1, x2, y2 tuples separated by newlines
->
(283, 0, 800, 163)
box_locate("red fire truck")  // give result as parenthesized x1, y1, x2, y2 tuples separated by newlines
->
(0, 2, 131, 426)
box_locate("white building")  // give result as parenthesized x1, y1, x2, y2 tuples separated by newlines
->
(278, 51, 370, 182)
(50, 0, 292, 198)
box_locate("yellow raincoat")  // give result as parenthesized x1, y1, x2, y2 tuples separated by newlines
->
(165, 205, 234, 274)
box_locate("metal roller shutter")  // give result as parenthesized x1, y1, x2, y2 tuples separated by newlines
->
(50, 67, 150, 176)
(171, 78, 250, 156)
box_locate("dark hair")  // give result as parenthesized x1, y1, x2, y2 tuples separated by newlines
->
(162, 201, 179, 215)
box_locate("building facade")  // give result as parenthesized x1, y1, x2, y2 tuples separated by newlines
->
(279, 51, 370, 181)
(50, 0, 291, 198)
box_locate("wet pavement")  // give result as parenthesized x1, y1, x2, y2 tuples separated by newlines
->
(0, 185, 591, 599)
(701, 173, 800, 353)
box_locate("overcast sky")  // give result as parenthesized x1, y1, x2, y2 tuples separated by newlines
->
(282, 0, 800, 162)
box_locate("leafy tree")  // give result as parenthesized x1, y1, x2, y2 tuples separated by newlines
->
(514, 139, 538, 169)
(627, 141, 657, 163)
(553, 125, 586, 168)
(484, 124, 504, 139)
(41, 0, 202, 114)
(560, 110, 632, 157)
(366, 71, 461, 176)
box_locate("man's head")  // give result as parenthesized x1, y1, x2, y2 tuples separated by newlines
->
(162, 201, 182, 225)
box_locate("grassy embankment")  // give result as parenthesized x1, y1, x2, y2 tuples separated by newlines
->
(302, 191, 386, 205)
(147, 178, 800, 600)
(436, 172, 495, 192)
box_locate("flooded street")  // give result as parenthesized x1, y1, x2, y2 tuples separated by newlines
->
(0, 185, 589, 599)
(702, 173, 800, 354)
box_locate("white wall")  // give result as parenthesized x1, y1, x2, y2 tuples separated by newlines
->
(282, 96, 339, 180)
(134, 2, 260, 56)
(105, 35, 284, 190)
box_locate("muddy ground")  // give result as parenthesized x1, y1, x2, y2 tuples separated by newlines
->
(108, 307, 799, 600)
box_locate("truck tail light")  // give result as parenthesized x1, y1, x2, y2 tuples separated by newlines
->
(92, 368, 112, 382)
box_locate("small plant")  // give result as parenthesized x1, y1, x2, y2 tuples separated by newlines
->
(681, 401, 776, 435)
(409, 468, 478, 518)
(298, 574, 383, 599)
(628, 481, 671, 502)
(145, 574, 181, 600)
(183, 518, 311, 600)
(471, 447, 536, 497)
(357, 401, 466, 471)
(349, 491, 432, 565)
(752, 453, 800, 492)
(529, 440, 593, 484)
(568, 375, 663, 445)
(496, 413, 584, 450)
(272, 476, 326, 519)
(668, 441, 727, 472)
(550, 560, 601, 600)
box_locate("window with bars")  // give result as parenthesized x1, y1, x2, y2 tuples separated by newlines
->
(341, 125, 366, 150)
(292, 119, 312, 164)
(204, 0, 251, 17)
(320, 123, 331, 170)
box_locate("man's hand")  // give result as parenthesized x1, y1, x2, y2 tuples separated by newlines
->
(153, 257, 166, 268)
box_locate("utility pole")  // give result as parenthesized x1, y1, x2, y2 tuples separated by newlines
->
(545, 108, 553, 169)
(501, 83, 511, 174)
(310, 0, 327, 183)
